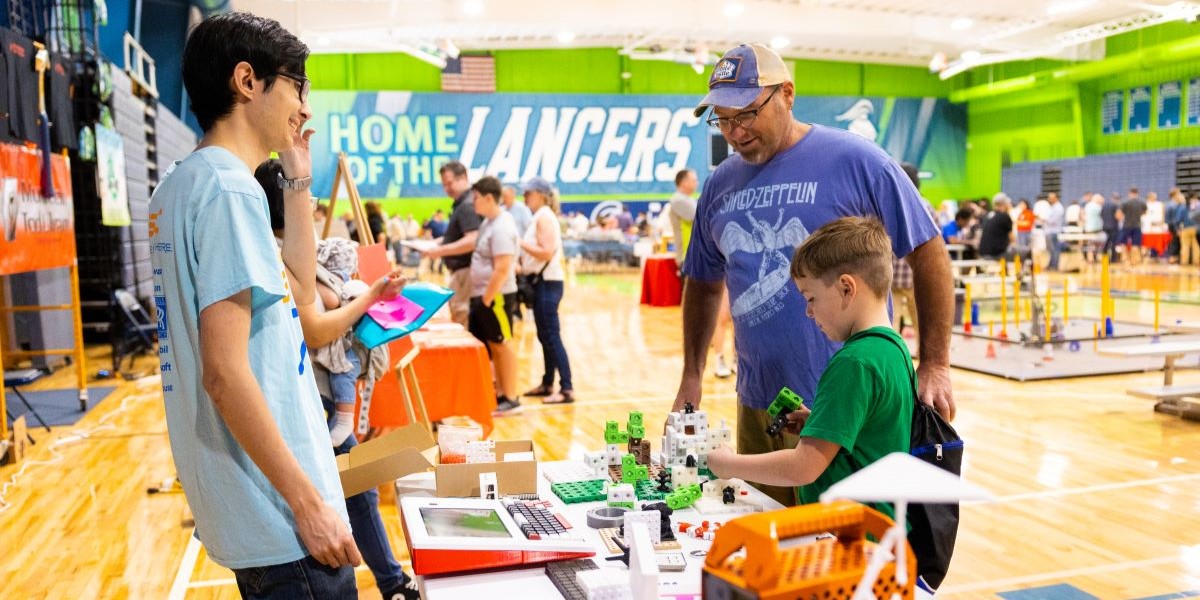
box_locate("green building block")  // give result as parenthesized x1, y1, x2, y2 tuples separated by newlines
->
(628, 412, 644, 428)
(628, 424, 645, 439)
(765, 387, 805, 438)
(633, 478, 665, 501)
(767, 387, 804, 419)
(551, 479, 608, 504)
(665, 484, 702, 510)
(621, 453, 648, 484)
(605, 420, 629, 444)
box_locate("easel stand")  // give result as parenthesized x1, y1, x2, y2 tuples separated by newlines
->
(0, 260, 90, 439)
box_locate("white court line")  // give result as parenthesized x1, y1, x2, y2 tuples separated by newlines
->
(971, 472, 1200, 505)
(168, 532, 202, 600)
(937, 554, 1180, 594)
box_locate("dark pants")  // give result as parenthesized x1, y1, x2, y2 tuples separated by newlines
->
(325, 398, 407, 593)
(1102, 227, 1120, 261)
(533, 279, 573, 391)
(232, 554, 356, 600)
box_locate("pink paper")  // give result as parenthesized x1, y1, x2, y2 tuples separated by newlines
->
(367, 295, 425, 330)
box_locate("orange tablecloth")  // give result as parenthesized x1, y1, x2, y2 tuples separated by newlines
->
(640, 255, 682, 307)
(367, 323, 496, 437)
(1143, 232, 1171, 256)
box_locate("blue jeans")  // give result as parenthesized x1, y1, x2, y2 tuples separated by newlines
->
(329, 350, 361, 408)
(232, 554, 356, 599)
(1046, 232, 1061, 269)
(324, 397, 407, 592)
(533, 279, 572, 390)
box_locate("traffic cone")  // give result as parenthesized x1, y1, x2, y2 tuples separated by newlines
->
(986, 340, 996, 359)
(1042, 342, 1054, 362)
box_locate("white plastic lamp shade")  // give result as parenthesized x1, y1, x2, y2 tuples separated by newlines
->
(819, 452, 993, 505)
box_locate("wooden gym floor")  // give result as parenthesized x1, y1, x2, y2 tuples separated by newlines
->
(2, 262, 1199, 599)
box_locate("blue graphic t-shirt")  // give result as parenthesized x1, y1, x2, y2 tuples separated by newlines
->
(149, 147, 348, 569)
(683, 125, 939, 409)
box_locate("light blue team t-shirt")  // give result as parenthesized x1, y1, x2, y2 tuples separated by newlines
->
(149, 147, 348, 569)
(683, 125, 940, 409)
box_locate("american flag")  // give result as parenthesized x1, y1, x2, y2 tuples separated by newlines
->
(441, 55, 496, 93)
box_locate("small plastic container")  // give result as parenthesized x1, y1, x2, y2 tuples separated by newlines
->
(437, 418, 483, 465)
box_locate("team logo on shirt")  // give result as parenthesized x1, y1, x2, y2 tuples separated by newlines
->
(717, 209, 809, 326)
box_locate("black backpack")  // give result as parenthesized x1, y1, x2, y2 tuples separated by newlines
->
(860, 331, 964, 591)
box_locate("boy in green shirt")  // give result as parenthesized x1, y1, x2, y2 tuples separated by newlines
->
(706, 216, 913, 520)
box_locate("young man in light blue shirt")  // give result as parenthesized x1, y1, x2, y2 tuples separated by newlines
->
(149, 12, 360, 599)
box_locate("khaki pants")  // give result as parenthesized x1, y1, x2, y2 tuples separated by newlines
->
(448, 268, 471, 327)
(736, 402, 799, 508)
(891, 286, 918, 344)
(1181, 226, 1199, 266)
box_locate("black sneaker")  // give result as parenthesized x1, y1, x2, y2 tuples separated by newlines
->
(383, 578, 421, 600)
(494, 397, 523, 415)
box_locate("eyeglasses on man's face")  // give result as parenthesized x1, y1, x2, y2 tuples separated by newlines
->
(706, 86, 781, 132)
(276, 71, 311, 103)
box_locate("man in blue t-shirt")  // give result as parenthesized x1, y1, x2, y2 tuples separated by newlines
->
(150, 13, 360, 598)
(676, 43, 955, 507)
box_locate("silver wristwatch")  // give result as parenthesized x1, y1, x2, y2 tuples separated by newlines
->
(277, 172, 313, 191)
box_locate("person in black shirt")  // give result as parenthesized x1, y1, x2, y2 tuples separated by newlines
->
(1100, 193, 1121, 262)
(425, 161, 482, 326)
(1117, 187, 1147, 266)
(978, 194, 1015, 260)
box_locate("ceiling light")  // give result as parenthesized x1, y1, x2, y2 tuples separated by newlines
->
(461, 0, 484, 16)
(1046, 0, 1096, 16)
(317, 36, 331, 47)
(950, 17, 973, 31)
(556, 31, 576, 44)
(723, 2, 745, 17)
(770, 36, 790, 50)
(961, 50, 982, 62)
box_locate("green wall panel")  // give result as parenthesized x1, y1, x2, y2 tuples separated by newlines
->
(493, 48, 623, 93)
(863, 64, 955, 98)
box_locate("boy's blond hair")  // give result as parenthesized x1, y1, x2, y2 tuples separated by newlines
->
(790, 216, 894, 298)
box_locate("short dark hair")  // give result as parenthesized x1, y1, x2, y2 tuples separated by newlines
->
(471, 176, 502, 201)
(790, 216, 893, 298)
(675, 169, 694, 186)
(183, 12, 308, 132)
(439, 161, 468, 179)
(955, 208, 974, 222)
(253, 159, 286, 231)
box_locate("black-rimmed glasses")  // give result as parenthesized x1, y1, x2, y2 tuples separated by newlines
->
(706, 86, 781, 132)
(276, 71, 311, 103)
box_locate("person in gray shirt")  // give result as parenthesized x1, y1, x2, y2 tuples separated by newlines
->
(501, 185, 533, 238)
(468, 176, 522, 414)
(669, 168, 698, 266)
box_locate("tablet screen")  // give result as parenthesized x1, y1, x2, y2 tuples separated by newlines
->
(419, 507, 512, 539)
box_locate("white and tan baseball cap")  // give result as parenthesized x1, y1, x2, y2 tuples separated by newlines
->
(694, 43, 793, 118)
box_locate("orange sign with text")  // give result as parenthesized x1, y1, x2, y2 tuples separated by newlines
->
(0, 143, 75, 275)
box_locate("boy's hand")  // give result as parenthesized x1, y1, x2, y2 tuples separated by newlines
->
(706, 445, 736, 479)
(783, 406, 811, 434)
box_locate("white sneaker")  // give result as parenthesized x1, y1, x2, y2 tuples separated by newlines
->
(715, 355, 733, 379)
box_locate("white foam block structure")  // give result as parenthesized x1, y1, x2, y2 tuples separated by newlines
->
(628, 522, 659, 600)
(622, 510, 662, 545)
(577, 569, 632, 600)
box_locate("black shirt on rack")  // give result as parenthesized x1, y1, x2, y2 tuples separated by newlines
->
(47, 53, 76, 150)
(0, 28, 40, 144)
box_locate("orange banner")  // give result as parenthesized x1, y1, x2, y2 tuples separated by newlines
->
(0, 142, 75, 275)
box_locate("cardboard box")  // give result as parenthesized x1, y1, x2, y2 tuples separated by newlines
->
(337, 424, 438, 498)
(435, 440, 537, 497)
